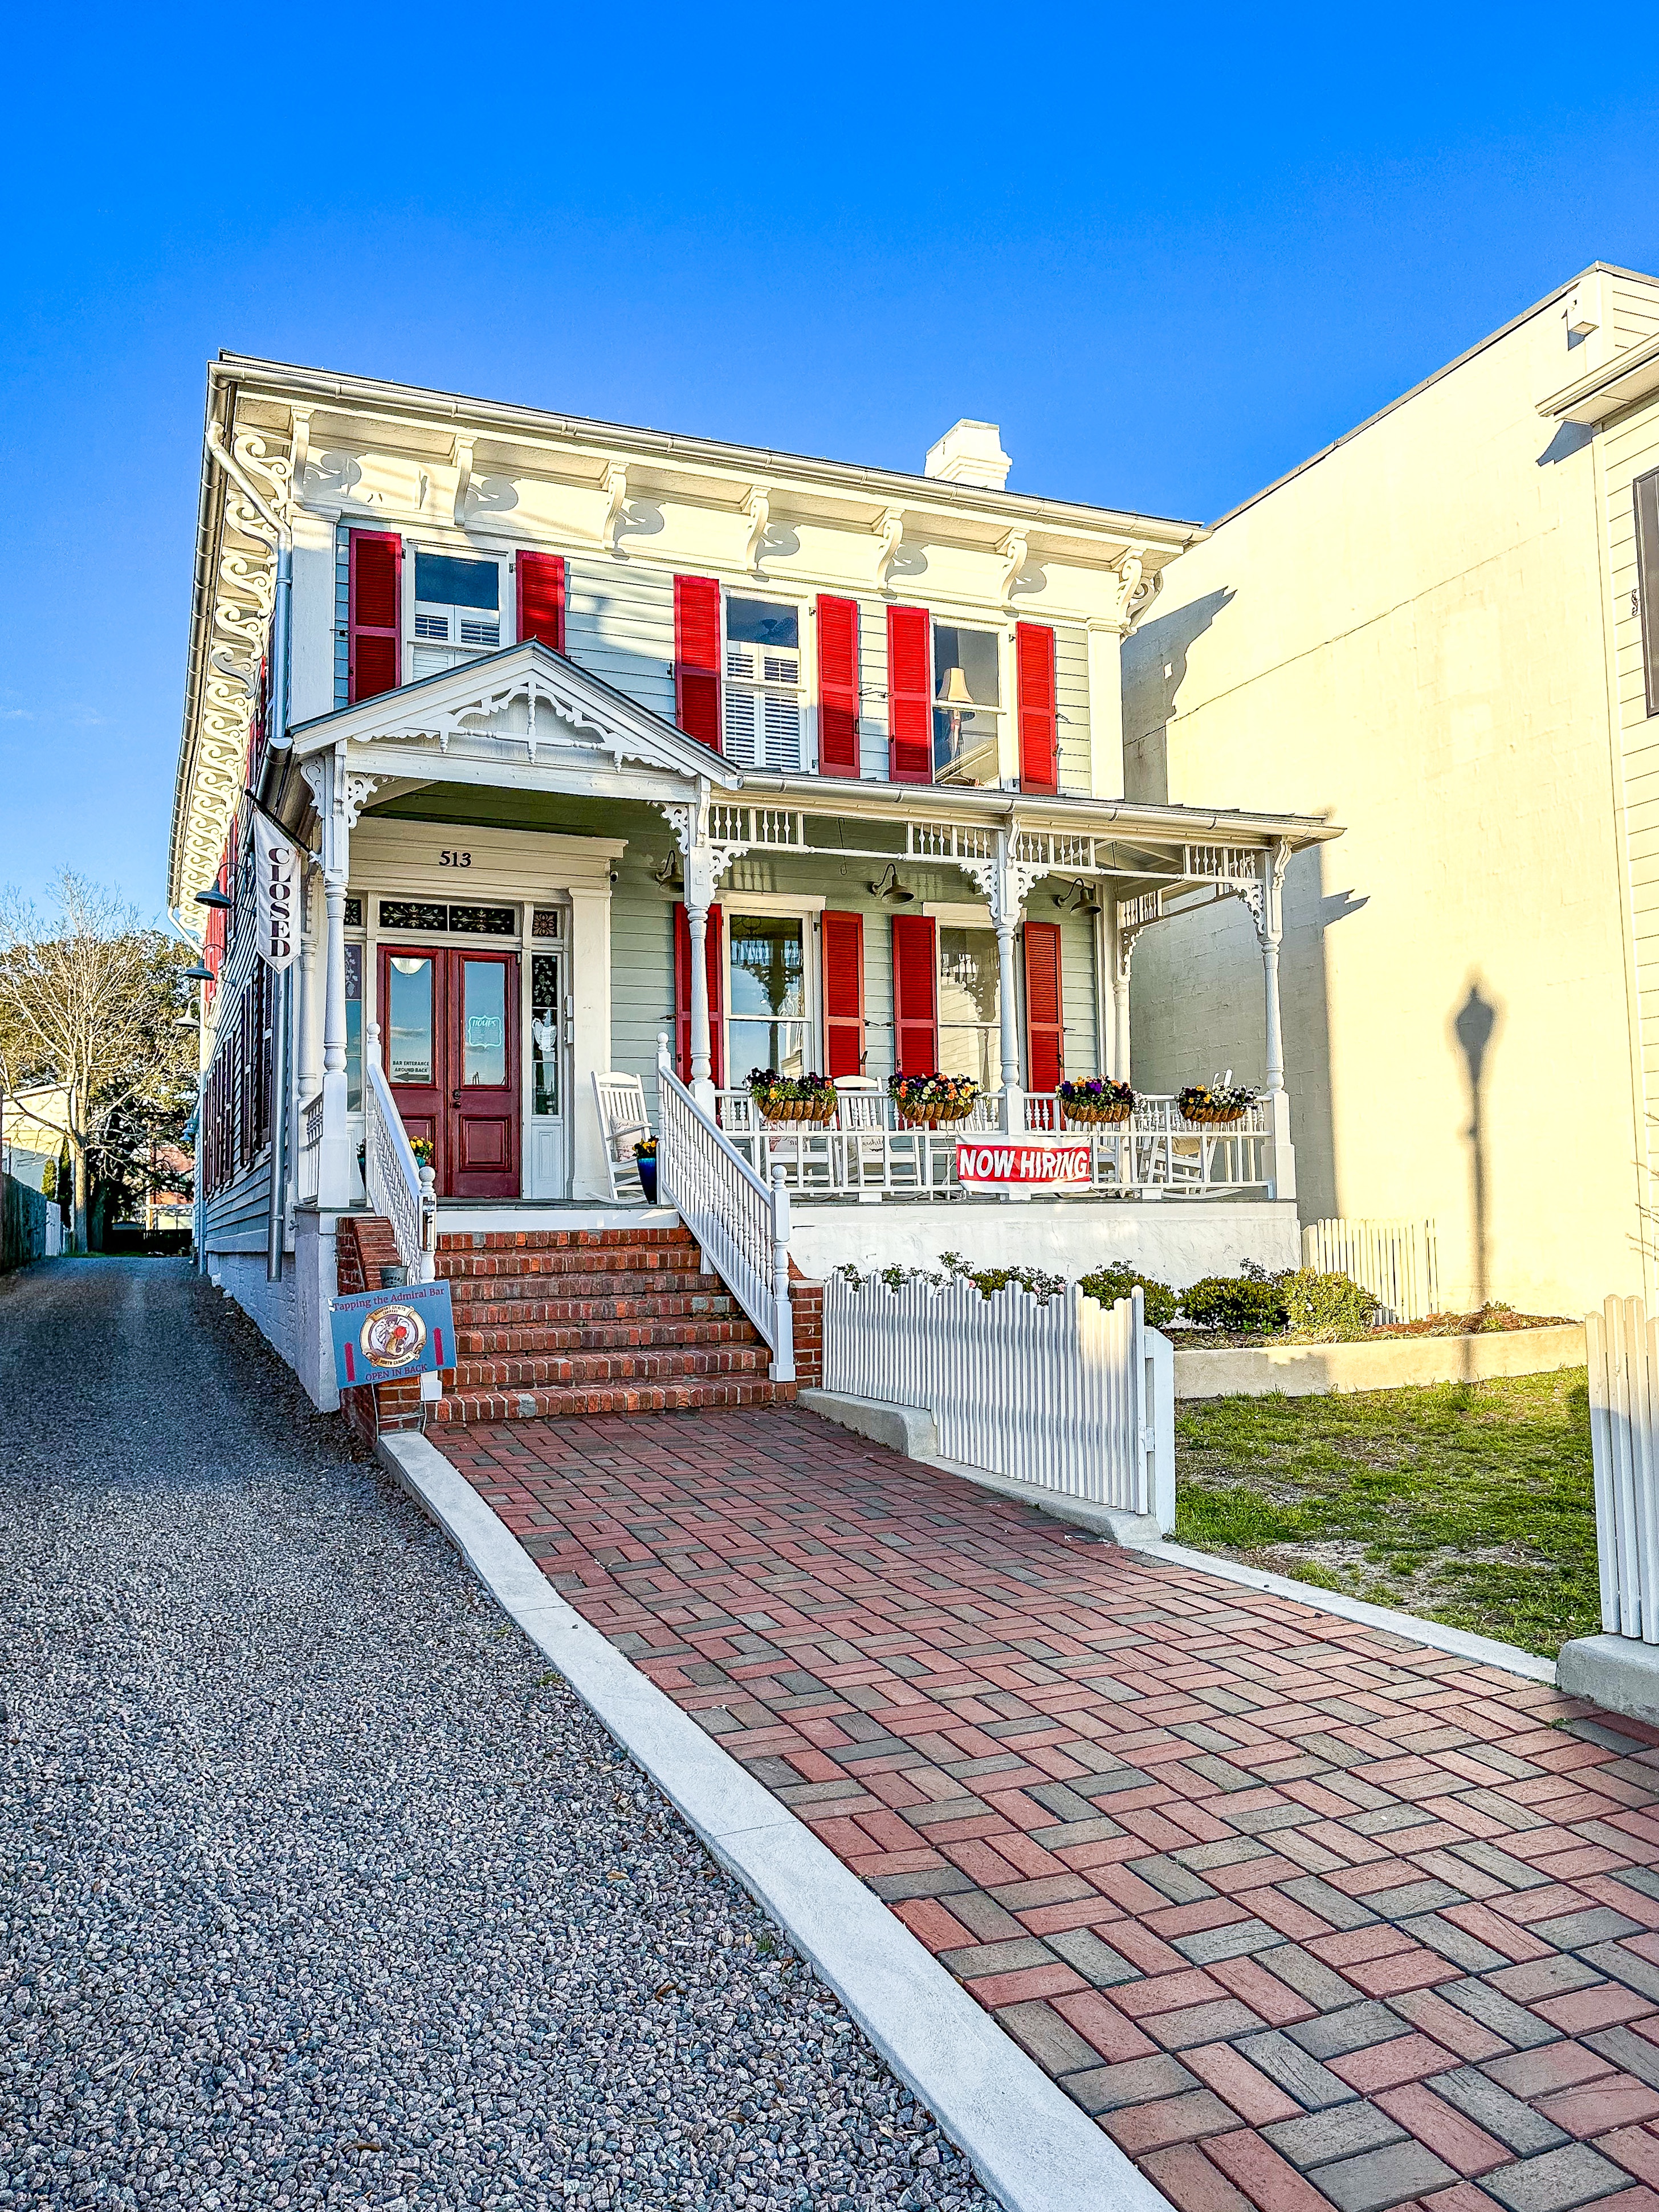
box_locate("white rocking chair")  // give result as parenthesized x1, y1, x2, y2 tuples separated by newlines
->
(592, 1072, 651, 1203)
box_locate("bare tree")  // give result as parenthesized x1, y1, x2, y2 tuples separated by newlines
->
(0, 873, 196, 1252)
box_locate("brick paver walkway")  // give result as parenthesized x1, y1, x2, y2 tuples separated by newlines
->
(434, 1407, 1659, 2212)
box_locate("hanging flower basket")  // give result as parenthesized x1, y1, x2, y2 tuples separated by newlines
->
(888, 1073, 981, 1128)
(1058, 1078, 1135, 1126)
(746, 1069, 839, 1125)
(1177, 1082, 1259, 1126)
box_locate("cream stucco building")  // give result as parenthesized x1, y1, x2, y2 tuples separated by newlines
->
(1122, 263, 1659, 1317)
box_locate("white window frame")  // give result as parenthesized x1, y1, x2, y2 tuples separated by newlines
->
(405, 546, 509, 682)
(722, 593, 808, 773)
(721, 894, 824, 1079)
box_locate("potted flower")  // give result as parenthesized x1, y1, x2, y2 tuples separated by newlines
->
(1058, 1077, 1135, 1125)
(634, 1136, 658, 1203)
(1177, 1081, 1260, 1126)
(409, 1136, 434, 1168)
(888, 1073, 981, 1127)
(745, 1069, 839, 1125)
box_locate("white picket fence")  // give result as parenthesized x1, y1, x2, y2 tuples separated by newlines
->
(1588, 1295, 1659, 1640)
(1302, 1217, 1440, 1323)
(822, 1273, 1175, 1529)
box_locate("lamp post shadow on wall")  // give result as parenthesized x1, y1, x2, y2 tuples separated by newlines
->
(1452, 976, 1501, 1378)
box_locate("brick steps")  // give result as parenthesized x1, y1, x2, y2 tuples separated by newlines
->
(454, 1318, 756, 1355)
(450, 1345, 773, 1390)
(433, 1378, 788, 1424)
(420, 1220, 788, 1424)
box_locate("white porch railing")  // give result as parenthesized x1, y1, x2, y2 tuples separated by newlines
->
(714, 1088, 1287, 1200)
(363, 1023, 437, 1281)
(297, 1094, 323, 1205)
(657, 1036, 795, 1380)
(1588, 1295, 1659, 1641)
(823, 1273, 1175, 1526)
(1303, 1218, 1440, 1322)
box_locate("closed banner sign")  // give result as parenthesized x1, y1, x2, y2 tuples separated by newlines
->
(252, 812, 300, 972)
(955, 1138, 1093, 1189)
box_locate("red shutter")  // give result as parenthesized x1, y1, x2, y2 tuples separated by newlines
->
(672, 902, 725, 1086)
(817, 595, 861, 776)
(516, 551, 566, 651)
(348, 529, 402, 703)
(1017, 623, 1058, 794)
(674, 575, 722, 750)
(887, 605, 932, 783)
(1024, 922, 1065, 1093)
(822, 912, 866, 1078)
(891, 915, 939, 1076)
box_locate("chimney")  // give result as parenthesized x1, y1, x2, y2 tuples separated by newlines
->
(924, 419, 1012, 492)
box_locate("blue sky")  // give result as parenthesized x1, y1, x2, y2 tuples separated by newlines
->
(4, 2, 1658, 918)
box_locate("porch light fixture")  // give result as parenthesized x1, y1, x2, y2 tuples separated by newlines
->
(868, 865, 915, 905)
(193, 887, 232, 909)
(181, 964, 215, 983)
(1054, 878, 1102, 916)
(654, 853, 684, 891)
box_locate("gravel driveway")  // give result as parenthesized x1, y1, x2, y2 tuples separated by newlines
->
(0, 1258, 996, 2211)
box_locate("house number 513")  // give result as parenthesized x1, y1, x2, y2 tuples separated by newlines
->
(439, 850, 472, 867)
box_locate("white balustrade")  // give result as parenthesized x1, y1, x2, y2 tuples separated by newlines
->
(708, 1088, 1283, 1199)
(823, 1274, 1175, 1527)
(297, 1095, 323, 1205)
(656, 1036, 794, 1380)
(363, 1023, 437, 1281)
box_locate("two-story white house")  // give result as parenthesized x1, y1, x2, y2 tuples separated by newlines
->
(173, 356, 1338, 1408)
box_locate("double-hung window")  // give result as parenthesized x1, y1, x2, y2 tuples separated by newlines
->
(723, 597, 804, 771)
(411, 552, 502, 678)
(728, 914, 810, 1076)
(932, 623, 1002, 785)
(937, 927, 1004, 1088)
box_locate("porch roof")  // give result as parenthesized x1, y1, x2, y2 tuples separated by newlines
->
(268, 638, 1342, 874)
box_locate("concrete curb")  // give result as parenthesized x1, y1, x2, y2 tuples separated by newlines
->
(376, 1429, 1171, 2212)
(1134, 1539, 1558, 1684)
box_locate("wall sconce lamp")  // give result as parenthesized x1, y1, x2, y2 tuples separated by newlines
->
(654, 853, 685, 892)
(181, 964, 215, 983)
(193, 887, 232, 909)
(868, 865, 916, 905)
(1054, 878, 1102, 916)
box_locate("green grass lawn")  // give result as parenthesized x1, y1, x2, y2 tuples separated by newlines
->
(1173, 1368, 1597, 1658)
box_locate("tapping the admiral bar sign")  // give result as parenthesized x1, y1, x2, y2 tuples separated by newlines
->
(251, 812, 300, 972)
(329, 1278, 456, 1391)
(954, 1138, 1093, 1190)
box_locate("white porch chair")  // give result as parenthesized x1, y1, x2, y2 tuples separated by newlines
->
(834, 1077, 901, 1192)
(591, 1072, 651, 1203)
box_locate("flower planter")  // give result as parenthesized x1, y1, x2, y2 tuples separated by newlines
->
(896, 1105, 977, 1129)
(1063, 1103, 1133, 1126)
(756, 1096, 838, 1126)
(1182, 1107, 1249, 1126)
(637, 1158, 658, 1203)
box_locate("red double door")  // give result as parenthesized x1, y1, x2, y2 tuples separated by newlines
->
(379, 946, 519, 1199)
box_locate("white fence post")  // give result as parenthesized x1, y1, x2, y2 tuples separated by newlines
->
(1586, 1294, 1659, 1641)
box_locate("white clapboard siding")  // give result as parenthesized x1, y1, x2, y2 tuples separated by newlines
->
(822, 1275, 1174, 1527)
(1301, 1217, 1440, 1322)
(1588, 1295, 1659, 1641)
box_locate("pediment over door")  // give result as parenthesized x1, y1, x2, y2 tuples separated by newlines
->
(288, 639, 741, 800)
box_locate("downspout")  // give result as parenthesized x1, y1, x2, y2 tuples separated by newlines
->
(205, 421, 294, 1284)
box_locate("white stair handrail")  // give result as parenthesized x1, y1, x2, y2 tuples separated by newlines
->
(656, 1033, 794, 1380)
(364, 1021, 438, 1281)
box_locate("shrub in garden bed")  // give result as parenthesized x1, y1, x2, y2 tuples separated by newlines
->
(1078, 1265, 1179, 1329)
(1180, 1266, 1289, 1334)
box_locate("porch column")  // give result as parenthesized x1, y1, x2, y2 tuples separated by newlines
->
(1111, 900, 1133, 1085)
(1257, 841, 1295, 1201)
(317, 751, 353, 1209)
(1259, 840, 1288, 1096)
(684, 836, 718, 1116)
(992, 832, 1026, 1154)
